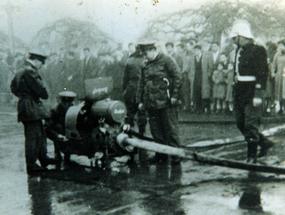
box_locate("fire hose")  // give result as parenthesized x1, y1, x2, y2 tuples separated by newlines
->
(117, 133, 285, 175)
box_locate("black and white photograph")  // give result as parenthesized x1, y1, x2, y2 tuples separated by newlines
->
(1, 0, 285, 214)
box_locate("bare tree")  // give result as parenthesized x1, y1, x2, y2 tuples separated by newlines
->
(32, 18, 116, 55)
(141, 0, 285, 43)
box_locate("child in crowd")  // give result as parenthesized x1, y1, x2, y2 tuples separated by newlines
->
(224, 62, 235, 114)
(219, 52, 229, 68)
(212, 62, 227, 113)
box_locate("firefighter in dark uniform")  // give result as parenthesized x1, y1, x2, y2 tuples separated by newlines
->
(45, 91, 76, 161)
(137, 43, 182, 164)
(10, 49, 58, 175)
(230, 20, 274, 163)
(123, 46, 147, 135)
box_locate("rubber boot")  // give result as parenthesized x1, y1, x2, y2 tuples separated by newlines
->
(54, 140, 62, 161)
(139, 127, 145, 136)
(246, 142, 258, 163)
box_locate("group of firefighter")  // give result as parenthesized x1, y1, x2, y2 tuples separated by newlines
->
(11, 19, 275, 175)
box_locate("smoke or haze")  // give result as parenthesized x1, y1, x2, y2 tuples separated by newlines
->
(1, 0, 280, 46)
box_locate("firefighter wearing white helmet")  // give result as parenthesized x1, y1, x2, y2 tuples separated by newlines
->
(10, 47, 58, 175)
(230, 20, 274, 163)
(229, 19, 254, 39)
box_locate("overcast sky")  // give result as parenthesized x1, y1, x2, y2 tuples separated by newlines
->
(0, 0, 283, 46)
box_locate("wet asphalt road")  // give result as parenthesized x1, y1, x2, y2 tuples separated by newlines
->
(1, 104, 285, 215)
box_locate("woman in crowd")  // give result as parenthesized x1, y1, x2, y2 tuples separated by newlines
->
(224, 62, 235, 114)
(272, 39, 285, 114)
(264, 41, 277, 114)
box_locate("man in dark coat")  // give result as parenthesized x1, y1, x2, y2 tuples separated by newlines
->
(165, 42, 183, 71)
(82, 47, 98, 80)
(110, 49, 125, 101)
(62, 51, 83, 99)
(230, 20, 274, 163)
(137, 43, 182, 164)
(123, 47, 147, 135)
(10, 50, 57, 175)
(45, 91, 76, 161)
(210, 41, 221, 68)
(188, 45, 214, 114)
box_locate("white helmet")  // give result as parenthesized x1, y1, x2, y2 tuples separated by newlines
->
(229, 19, 254, 39)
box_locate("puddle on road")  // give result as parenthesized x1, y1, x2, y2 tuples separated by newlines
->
(1, 117, 285, 214)
(1, 159, 285, 215)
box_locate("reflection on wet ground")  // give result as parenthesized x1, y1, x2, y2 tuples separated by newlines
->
(11, 155, 285, 215)
(1, 111, 285, 214)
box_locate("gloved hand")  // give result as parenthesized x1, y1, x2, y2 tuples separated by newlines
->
(57, 134, 68, 142)
(253, 98, 263, 107)
(138, 103, 144, 110)
(122, 124, 131, 132)
(171, 98, 177, 105)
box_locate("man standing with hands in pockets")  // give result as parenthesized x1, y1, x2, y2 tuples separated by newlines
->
(136, 42, 182, 164)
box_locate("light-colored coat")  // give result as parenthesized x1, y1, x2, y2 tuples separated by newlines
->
(186, 52, 214, 100)
(272, 52, 285, 101)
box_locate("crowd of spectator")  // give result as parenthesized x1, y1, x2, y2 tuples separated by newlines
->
(2, 37, 285, 117)
(162, 37, 285, 116)
(163, 38, 236, 115)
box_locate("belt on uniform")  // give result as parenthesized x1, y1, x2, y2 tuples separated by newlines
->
(237, 76, 256, 81)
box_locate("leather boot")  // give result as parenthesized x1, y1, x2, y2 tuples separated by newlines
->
(149, 153, 168, 164)
(257, 135, 274, 158)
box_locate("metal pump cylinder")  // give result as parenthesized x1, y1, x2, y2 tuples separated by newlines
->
(91, 99, 127, 123)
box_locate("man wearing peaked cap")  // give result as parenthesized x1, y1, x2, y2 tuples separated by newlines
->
(45, 91, 77, 161)
(137, 42, 182, 164)
(10, 48, 59, 175)
(58, 91, 77, 98)
(123, 45, 147, 137)
(230, 19, 274, 163)
(29, 48, 48, 64)
(137, 42, 156, 53)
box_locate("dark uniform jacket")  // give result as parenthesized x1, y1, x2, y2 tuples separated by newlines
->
(235, 43, 268, 99)
(123, 52, 145, 103)
(136, 53, 182, 109)
(10, 61, 50, 122)
(45, 102, 72, 141)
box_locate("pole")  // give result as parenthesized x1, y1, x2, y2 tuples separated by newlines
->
(2, 0, 19, 55)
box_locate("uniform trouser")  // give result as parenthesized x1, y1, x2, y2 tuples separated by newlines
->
(148, 107, 181, 158)
(234, 88, 268, 157)
(22, 120, 49, 168)
(181, 73, 190, 109)
(125, 101, 147, 134)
